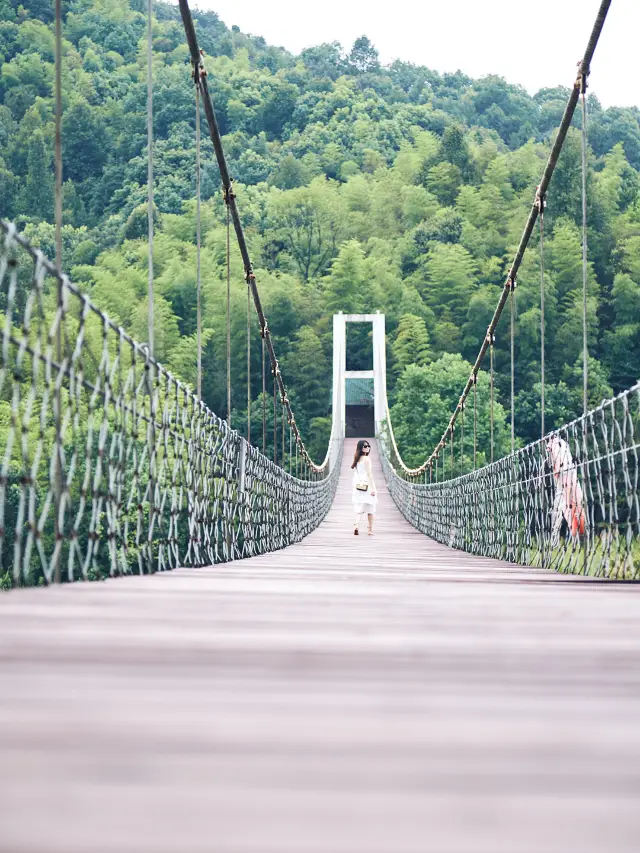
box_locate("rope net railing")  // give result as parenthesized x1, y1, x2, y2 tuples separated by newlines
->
(381, 385, 640, 578)
(0, 221, 342, 585)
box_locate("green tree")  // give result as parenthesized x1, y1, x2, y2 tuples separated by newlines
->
(285, 327, 330, 421)
(603, 273, 640, 391)
(392, 313, 431, 378)
(300, 42, 345, 80)
(130, 294, 180, 364)
(62, 98, 109, 182)
(269, 154, 308, 190)
(0, 163, 16, 219)
(425, 161, 461, 206)
(419, 243, 477, 325)
(347, 36, 379, 73)
(439, 124, 473, 181)
(548, 219, 597, 307)
(323, 240, 368, 314)
(389, 354, 509, 470)
(18, 129, 53, 220)
(267, 179, 345, 280)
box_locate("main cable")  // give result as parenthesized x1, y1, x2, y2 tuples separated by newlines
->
(383, 0, 612, 478)
(178, 0, 327, 474)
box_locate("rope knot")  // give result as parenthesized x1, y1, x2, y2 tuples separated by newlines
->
(576, 61, 589, 94)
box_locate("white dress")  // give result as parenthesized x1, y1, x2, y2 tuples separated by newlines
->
(352, 459, 378, 515)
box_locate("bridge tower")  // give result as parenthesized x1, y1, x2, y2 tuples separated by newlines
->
(332, 312, 387, 440)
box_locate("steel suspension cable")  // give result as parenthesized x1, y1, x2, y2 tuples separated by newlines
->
(580, 73, 589, 416)
(273, 374, 277, 465)
(460, 404, 464, 475)
(262, 334, 266, 454)
(146, 0, 157, 562)
(537, 190, 546, 441)
(225, 187, 232, 424)
(510, 276, 516, 455)
(538, 192, 547, 569)
(146, 0, 154, 356)
(580, 72, 591, 573)
(381, 0, 611, 479)
(450, 428, 454, 479)
(53, 0, 63, 585)
(489, 333, 495, 465)
(54, 1, 63, 274)
(195, 82, 202, 398)
(473, 376, 477, 471)
(247, 278, 251, 444)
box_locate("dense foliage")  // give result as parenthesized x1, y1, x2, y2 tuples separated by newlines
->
(2, 0, 640, 468)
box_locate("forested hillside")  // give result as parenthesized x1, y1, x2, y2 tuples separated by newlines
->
(2, 0, 640, 466)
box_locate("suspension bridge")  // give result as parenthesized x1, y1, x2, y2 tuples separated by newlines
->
(1, 0, 640, 850)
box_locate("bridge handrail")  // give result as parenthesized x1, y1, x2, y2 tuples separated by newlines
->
(380, 378, 640, 579)
(0, 221, 342, 584)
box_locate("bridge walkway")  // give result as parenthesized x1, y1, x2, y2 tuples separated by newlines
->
(1, 439, 639, 851)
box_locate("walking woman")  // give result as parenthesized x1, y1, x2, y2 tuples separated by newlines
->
(351, 439, 377, 536)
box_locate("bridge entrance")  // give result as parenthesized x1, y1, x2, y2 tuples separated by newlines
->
(332, 313, 387, 441)
(345, 375, 375, 438)
(345, 406, 374, 438)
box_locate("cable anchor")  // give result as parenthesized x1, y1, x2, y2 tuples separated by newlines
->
(223, 181, 235, 205)
(576, 61, 589, 95)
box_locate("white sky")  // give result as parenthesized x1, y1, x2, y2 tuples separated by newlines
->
(188, 0, 638, 109)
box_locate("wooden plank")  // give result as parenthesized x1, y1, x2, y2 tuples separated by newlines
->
(1, 438, 640, 852)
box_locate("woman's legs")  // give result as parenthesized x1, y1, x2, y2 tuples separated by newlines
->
(367, 513, 374, 535)
(354, 512, 361, 533)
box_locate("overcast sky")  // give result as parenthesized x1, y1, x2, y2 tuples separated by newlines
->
(187, 0, 638, 109)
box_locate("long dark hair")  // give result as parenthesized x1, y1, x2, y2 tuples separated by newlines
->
(351, 439, 370, 469)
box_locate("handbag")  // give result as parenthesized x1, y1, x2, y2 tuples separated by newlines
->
(355, 481, 369, 492)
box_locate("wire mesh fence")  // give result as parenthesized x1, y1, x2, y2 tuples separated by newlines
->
(380, 384, 640, 579)
(0, 221, 341, 586)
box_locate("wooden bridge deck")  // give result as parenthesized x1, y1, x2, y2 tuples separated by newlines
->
(1, 438, 640, 852)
